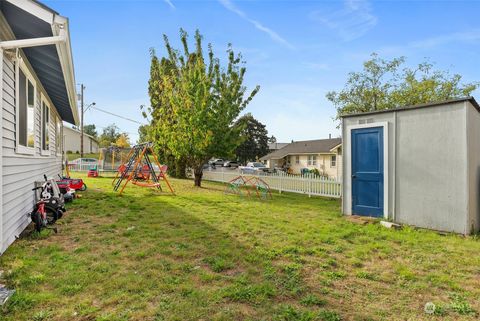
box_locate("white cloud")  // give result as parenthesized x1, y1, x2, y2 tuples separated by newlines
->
(218, 0, 294, 49)
(377, 29, 480, 56)
(310, 0, 377, 41)
(410, 29, 480, 49)
(164, 0, 175, 10)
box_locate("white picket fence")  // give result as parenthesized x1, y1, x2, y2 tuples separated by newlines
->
(202, 170, 342, 198)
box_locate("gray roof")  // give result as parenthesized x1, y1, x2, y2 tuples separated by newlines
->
(268, 142, 289, 150)
(1, 0, 77, 124)
(261, 138, 341, 160)
(341, 97, 480, 118)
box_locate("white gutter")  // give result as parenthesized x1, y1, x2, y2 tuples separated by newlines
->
(0, 30, 66, 49)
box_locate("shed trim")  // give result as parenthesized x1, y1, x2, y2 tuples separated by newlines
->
(340, 97, 479, 119)
(346, 121, 389, 219)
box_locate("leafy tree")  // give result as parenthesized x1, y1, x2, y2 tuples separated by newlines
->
(146, 29, 259, 186)
(115, 133, 130, 148)
(234, 113, 270, 164)
(137, 124, 151, 144)
(268, 135, 277, 144)
(83, 124, 97, 138)
(327, 53, 479, 120)
(98, 124, 122, 147)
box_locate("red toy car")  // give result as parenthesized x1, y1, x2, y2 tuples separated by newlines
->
(57, 175, 87, 191)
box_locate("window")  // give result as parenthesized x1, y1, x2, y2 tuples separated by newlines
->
(331, 155, 337, 167)
(56, 117, 62, 155)
(307, 155, 317, 166)
(41, 100, 50, 152)
(295, 155, 300, 164)
(18, 67, 35, 152)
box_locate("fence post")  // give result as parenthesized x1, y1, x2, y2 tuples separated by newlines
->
(308, 173, 312, 198)
(279, 172, 283, 194)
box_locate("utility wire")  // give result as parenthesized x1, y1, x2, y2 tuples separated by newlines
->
(90, 106, 146, 125)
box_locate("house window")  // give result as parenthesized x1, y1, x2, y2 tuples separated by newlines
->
(18, 67, 35, 151)
(307, 155, 317, 166)
(41, 100, 50, 152)
(56, 117, 62, 155)
(331, 155, 337, 167)
(295, 155, 300, 164)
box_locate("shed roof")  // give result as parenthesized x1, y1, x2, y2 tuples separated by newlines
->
(261, 138, 341, 160)
(1, 0, 78, 125)
(341, 97, 480, 118)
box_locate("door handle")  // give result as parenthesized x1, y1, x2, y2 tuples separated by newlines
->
(352, 174, 356, 178)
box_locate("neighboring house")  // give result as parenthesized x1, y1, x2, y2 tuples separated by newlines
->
(64, 126, 99, 154)
(267, 142, 288, 152)
(342, 97, 480, 235)
(0, 0, 78, 253)
(261, 138, 342, 179)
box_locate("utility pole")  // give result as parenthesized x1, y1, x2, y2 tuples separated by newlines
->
(80, 84, 85, 158)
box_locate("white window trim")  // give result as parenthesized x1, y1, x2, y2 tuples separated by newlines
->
(15, 61, 36, 155)
(307, 155, 317, 166)
(56, 117, 63, 157)
(331, 155, 337, 168)
(40, 94, 50, 156)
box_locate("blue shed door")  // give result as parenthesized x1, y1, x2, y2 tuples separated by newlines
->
(351, 127, 384, 217)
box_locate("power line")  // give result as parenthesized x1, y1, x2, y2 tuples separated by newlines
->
(90, 106, 146, 125)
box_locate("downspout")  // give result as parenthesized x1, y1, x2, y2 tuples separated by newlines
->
(0, 32, 67, 252)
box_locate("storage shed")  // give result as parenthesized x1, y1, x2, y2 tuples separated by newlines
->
(341, 97, 480, 235)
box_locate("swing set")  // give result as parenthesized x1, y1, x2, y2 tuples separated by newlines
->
(112, 142, 174, 195)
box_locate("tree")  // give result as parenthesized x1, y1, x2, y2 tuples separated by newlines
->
(147, 29, 259, 186)
(234, 113, 270, 164)
(115, 133, 130, 148)
(98, 124, 122, 147)
(327, 53, 479, 120)
(137, 124, 151, 144)
(83, 124, 97, 138)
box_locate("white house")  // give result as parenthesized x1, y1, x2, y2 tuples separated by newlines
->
(342, 97, 480, 235)
(64, 126, 99, 154)
(0, 0, 78, 253)
(261, 138, 342, 179)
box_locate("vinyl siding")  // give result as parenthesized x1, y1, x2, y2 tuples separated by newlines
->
(1, 50, 64, 254)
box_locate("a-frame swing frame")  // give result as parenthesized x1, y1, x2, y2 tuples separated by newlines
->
(112, 142, 174, 195)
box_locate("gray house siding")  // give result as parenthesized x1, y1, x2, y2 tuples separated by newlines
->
(1, 50, 63, 253)
(342, 100, 478, 234)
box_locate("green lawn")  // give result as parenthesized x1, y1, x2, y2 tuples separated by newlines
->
(1, 176, 479, 321)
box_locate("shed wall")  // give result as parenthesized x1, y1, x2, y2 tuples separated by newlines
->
(466, 102, 480, 233)
(394, 102, 467, 233)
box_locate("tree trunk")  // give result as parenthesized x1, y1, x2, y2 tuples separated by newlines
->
(175, 159, 187, 179)
(194, 167, 203, 187)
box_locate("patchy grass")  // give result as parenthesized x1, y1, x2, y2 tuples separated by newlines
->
(1, 175, 480, 320)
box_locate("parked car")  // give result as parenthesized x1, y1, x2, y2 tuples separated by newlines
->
(223, 160, 239, 168)
(209, 158, 225, 166)
(240, 162, 269, 173)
